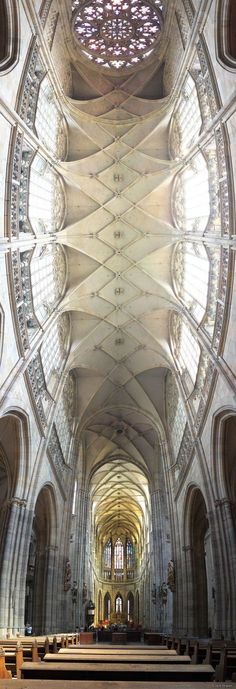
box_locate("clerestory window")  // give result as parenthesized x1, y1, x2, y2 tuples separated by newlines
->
(35, 76, 64, 156)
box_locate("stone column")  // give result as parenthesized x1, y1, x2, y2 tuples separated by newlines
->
(151, 487, 171, 632)
(73, 488, 89, 627)
(182, 545, 194, 635)
(0, 497, 28, 637)
(214, 498, 236, 638)
(43, 544, 59, 632)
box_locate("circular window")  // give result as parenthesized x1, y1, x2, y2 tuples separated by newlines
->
(72, 0, 164, 70)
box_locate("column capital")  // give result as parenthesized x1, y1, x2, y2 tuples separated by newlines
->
(182, 545, 193, 552)
(215, 497, 232, 508)
(8, 497, 27, 508)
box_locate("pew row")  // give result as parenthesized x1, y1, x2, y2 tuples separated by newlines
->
(45, 653, 190, 664)
(19, 660, 215, 681)
(58, 647, 177, 656)
(0, 681, 216, 689)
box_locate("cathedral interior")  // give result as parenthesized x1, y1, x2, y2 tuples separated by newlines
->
(0, 0, 236, 640)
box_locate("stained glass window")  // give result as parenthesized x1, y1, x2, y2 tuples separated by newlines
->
(103, 539, 112, 568)
(126, 539, 134, 568)
(114, 537, 124, 569)
(72, 0, 164, 70)
(115, 594, 123, 613)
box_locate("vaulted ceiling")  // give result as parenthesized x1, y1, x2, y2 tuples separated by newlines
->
(55, 0, 180, 539)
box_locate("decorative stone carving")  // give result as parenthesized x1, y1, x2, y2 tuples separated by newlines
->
(26, 353, 49, 428)
(47, 423, 69, 482)
(17, 43, 45, 128)
(64, 559, 72, 591)
(82, 582, 88, 603)
(167, 560, 175, 592)
(39, 0, 52, 27)
(159, 582, 168, 604)
(11, 250, 30, 351)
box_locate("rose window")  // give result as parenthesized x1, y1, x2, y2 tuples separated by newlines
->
(72, 0, 164, 69)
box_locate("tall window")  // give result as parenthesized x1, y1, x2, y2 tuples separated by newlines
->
(127, 592, 134, 621)
(115, 594, 123, 613)
(178, 321, 200, 385)
(28, 154, 64, 235)
(103, 539, 112, 569)
(30, 244, 66, 323)
(174, 152, 210, 233)
(114, 537, 124, 570)
(40, 315, 69, 386)
(126, 539, 134, 569)
(35, 76, 64, 156)
(174, 242, 209, 323)
(104, 592, 111, 620)
(166, 371, 187, 460)
(171, 74, 202, 156)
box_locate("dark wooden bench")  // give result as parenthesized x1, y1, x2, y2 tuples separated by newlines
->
(0, 680, 216, 689)
(144, 633, 164, 645)
(19, 660, 215, 681)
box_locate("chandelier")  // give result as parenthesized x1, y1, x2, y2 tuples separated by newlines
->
(72, 0, 164, 70)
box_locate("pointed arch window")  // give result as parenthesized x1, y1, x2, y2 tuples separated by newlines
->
(127, 591, 134, 621)
(115, 594, 123, 614)
(103, 539, 112, 569)
(104, 592, 111, 620)
(114, 537, 123, 570)
(126, 539, 134, 569)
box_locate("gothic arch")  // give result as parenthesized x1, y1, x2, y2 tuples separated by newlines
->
(0, 409, 29, 502)
(212, 408, 236, 498)
(183, 485, 210, 636)
(0, 0, 19, 74)
(127, 591, 134, 622)
(25, 483, 58, 634)
(216, 0, 236, 69)
(103, 591, 111, 621)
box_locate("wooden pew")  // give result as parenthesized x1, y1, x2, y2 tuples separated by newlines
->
(144, 633, 164, 645)
(58, 647, 177, 656)
(0, 680, 217, 689)
(0, 650, 11, 679)
(19, 660, 215, 681)
(44, 653, 191, 665)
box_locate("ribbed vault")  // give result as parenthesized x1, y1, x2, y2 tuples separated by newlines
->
(57, 2, 178, 497)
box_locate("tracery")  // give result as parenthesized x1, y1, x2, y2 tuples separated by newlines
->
(30, 244, 66, 323)
(28, 155, 64, 235)
(72, 0, 164, 69)
(174, 242, 209, 323)
(35, 75, 65, 157)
